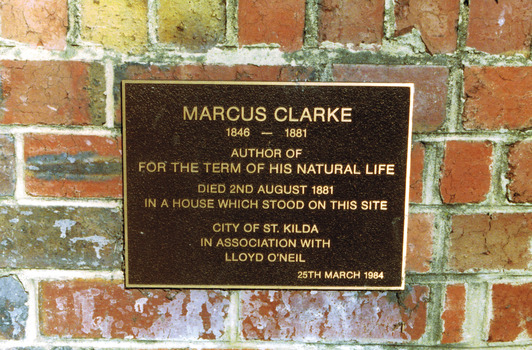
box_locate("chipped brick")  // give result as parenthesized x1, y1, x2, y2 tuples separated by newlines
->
(508, 141, 532, 203)
(0, 61, 105, 125)
(24, 135, 122, 198)
(395, 0, 460, 54)
(440, 141, 492, 204)
(0, 206, 122, 269)
(319, 0, 385, 46)
(0, 0, 67, 50)
(333, 65, 448, 132)
(238, 0, 306, 51)
(463, 66, 532, 130)
(40, 280, 230, 340)
(449, 214, 532, 271)
(241, 286, 429, 342)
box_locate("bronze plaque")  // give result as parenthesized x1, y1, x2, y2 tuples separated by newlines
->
(123, 81, 414, 290)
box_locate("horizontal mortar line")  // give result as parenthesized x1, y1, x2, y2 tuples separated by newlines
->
(205, 47, 288, 66)
(0, 340, 529, 350)
(222, 340, 532, 350)
(0, 44, 120, 62)
(0, 339, 410, 350)
(461, 51, 532, 66)
(0, 336, 478, 350)
(2, 269, 123, 281)
(0, 198, 122, 208)
(0, 125, 121, 136)
(0, 44, 528, 68)
(413, 132, 532, 143)
(407, 273, 532, 284)
(409, 204, 532, 214)
(0, 340, 243, 350)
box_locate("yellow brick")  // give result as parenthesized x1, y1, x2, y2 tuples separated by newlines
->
(80, 0, 148, 53)
(159, 0, 225, 51)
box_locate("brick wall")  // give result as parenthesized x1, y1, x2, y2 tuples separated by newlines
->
(0, 0, 531, 348)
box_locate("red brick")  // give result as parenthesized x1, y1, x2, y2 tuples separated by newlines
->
(0, 135, 15, 196)
(319, 0, 385, 46)
(25, 135, 122, 198)
(440, 141, 492, 204)
(0, 61, 105, 125)
(449, 214, 532, 271)
(333, 65, 448, 132)
(508, 141, 532, 203)
(241, 286, 429, 341)
(489, 283, 532, 342)
(395, 0, 460, 54)
(409, 143, 424, 203)
(115, 64, 316, 123)
(463, 67, 532, 130)
(406, 213, 434, 273)
(238, 0, 305, 51)
(118, 64, 315, 82)
(467, 0, 532, 56)
(40, 280, 230, 339)
(441, 284, 466, 344)
(0, 0, 67, 50)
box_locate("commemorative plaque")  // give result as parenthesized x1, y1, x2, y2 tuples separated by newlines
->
(123, 81, 414, 290)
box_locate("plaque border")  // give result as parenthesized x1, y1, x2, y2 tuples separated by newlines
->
(122, 81, 415, 290)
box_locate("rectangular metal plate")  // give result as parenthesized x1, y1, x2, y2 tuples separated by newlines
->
(123, 81, 414, 290)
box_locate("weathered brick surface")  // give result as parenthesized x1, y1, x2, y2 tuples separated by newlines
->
(0, 135, 15, 196)
(449, 214, 532, 271)
(508, 141, 532, 203)
(440, 141, 492, 204)
(40, 280, 230, 340)
(0, 0, 67, 50)
(409, 142, 424, 203)
(115, 64, 316, 123)
(319, 0, 385, 46)
(0, 206, 122, 269)
(117, 64, 316, 82)
(158, 0, 225, 51)
(441, 284, 466, 344)
(463, 67, 532, 130)
(406, 213, 433, 273)
(238, 0, 306, 51)
(333, 65, 448, 132)
(0, 276, 28, 340)
(395, 0, 460, 54)
(467, 0, 532, 56)
(241, 286, 429, 341)
(489, 283, 532, 342)
(25, 135, 122, 198)
(80, 0, 148, 54)
(0, 61, 105, 125)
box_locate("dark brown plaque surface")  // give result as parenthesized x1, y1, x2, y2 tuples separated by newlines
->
(123, 81, 414, 290)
